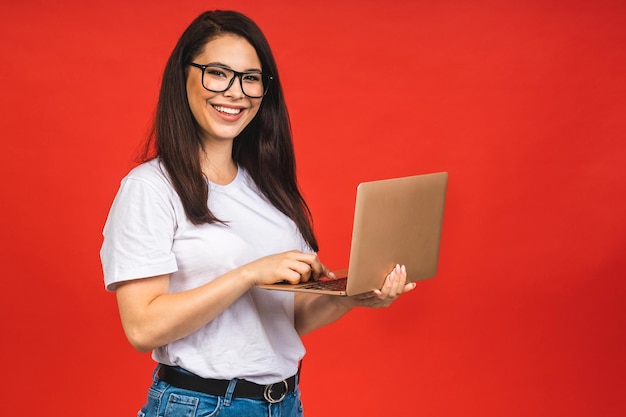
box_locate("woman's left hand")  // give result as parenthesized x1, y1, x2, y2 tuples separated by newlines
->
(348, 264, 415, 309)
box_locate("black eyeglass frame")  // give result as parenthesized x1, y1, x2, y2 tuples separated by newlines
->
(188, 63, 273, 98)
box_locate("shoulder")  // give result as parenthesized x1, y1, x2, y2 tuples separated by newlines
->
(125, 159, 170, 183)
(120, 159, 175, 194)
(109, 159, 180, 211)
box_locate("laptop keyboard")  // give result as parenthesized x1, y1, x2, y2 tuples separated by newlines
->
(299, 278, 347, 292)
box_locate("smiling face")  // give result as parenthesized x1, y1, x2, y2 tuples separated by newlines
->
(186, 34, 263, 144)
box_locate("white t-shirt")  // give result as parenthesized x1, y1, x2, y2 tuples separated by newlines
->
(100, 159, 308, 384)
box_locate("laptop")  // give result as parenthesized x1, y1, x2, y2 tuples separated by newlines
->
(259, 172, 448, 296)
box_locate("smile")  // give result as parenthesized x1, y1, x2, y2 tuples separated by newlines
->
(212, 105, 242, 115)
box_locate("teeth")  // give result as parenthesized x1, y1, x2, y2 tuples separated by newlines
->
(213, 105, 241, 115)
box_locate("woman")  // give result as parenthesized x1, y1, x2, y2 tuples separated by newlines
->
(101, 10, 415, 417)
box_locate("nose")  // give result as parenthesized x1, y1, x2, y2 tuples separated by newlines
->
(224, 75, 245, 98)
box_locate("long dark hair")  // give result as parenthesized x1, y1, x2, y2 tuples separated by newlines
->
(142, 10, 318, 251)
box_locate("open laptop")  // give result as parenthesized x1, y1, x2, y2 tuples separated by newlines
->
(259, 172, 448, 296)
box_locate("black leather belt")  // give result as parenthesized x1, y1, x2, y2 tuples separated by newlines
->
(157, 365, 297, 403)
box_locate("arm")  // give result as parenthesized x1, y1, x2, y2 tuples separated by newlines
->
(116, 250, 324, 352)
(116, 269, 252, 352)
(294, 264, 416, 336)
(294, 293, 353, 336)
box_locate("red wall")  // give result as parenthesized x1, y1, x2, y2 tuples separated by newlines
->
(1, 0, 625, 416)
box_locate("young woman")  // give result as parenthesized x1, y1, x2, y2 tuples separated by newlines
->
(101, 10, 415, 417)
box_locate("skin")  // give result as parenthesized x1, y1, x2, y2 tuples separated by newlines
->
(115, 34, 416, 353)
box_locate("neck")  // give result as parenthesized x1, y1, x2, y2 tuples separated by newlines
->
(200, 141, 237, 185)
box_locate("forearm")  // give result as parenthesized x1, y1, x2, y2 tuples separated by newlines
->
(117, 267, 255, 352)
(294, 293, 355, 336)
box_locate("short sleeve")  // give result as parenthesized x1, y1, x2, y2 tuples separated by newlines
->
(100, 176, 178, 291)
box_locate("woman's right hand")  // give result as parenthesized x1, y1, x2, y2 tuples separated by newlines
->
(243, 250, 335, 286)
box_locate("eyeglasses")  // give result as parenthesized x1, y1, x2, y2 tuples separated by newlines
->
(188, 63, 273, 98)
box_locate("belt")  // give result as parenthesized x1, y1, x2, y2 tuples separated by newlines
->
(157, 365, 298, 404)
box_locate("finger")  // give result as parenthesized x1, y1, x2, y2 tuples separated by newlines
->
(321, 264, 337, 280)
(369, 265, 404, 308)
(388, 265, 403, 298)
(377, 265, 400, 299)
(298, 252, 335, 281)
(280, 267, 305, 284)
(291, 261, 312, 282)
(305, 253, 327, 280)
(279, 253, 313, 283)
(397, 265, 416, 293)
(391, 264, 409, 296)
(395, 265, 418, 295)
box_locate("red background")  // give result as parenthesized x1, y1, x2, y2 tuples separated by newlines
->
(1, 0, 625, 416)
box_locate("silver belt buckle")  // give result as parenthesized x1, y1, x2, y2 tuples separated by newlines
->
(263, 380, 288, 403)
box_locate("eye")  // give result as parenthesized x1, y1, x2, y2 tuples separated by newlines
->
(243, 73, 262, 83)
(205, 67, 229, 78)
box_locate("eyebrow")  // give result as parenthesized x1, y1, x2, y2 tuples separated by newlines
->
(205, 62, 263, 73)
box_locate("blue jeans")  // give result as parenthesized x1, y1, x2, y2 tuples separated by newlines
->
(137, 366, 304, 417)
